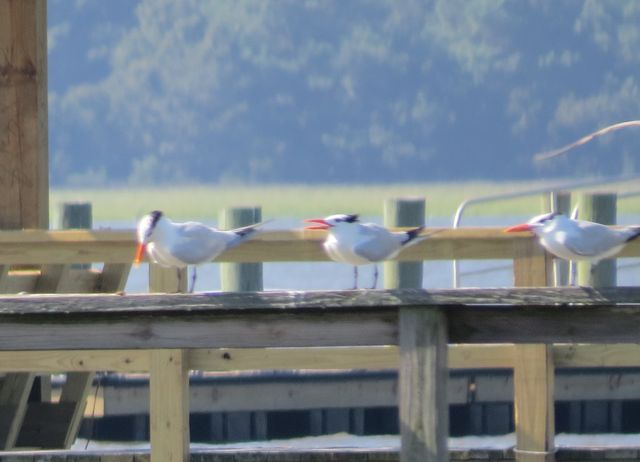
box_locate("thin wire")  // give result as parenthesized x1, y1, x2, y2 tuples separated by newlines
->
(533, 120, 640, 162)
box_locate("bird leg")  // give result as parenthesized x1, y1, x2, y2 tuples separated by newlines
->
(370, 265, 378, 289)
(352, 266, 358, 290)
(176, 268, 182, 293)
(189, 267, 197, 293)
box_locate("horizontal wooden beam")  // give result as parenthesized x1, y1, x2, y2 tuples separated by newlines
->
(0, 228, 637, 265)
(0, 288, 637, 350)
(0, 286, 638, 315)
(0, 344, 639, 374)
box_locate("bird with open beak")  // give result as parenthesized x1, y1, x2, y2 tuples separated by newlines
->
(304, 214, 425, 289)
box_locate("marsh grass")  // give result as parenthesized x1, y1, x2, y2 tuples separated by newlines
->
(50, 181, 640, 225)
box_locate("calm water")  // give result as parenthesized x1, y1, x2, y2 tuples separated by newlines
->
(93, 215, 640, 294)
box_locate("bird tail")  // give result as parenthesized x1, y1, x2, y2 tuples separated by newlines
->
(626, 227, 640, 242)
(228, 219, 272, 247)
(401, 226, 425, 246)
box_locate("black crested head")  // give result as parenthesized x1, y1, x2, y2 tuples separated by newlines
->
(533, 212, 560, 224)
(144, 210, 163, 239)
(150, 210, 163, 226)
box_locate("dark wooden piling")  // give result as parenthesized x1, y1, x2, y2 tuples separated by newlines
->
(383, 198, 425, 289)
(219, 207, 263, 292)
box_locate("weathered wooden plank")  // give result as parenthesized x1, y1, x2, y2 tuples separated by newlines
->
(399, 307, 448, 462)
(0, 312, 398, 350)
(150, 349, 188, 462)
(514, 345, 555, 462)
(1, 286, 640, 315)
(0, 0, 49, 230)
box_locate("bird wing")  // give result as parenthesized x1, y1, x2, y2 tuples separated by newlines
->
(559, 221, 627, 257)
(170, 222, 231, 264)
(352, 224, 401, 262)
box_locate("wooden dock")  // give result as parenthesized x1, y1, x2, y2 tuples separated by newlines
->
(0, 287, 638, 462)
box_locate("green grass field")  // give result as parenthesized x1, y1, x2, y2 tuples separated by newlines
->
(50, 181, 640, 225)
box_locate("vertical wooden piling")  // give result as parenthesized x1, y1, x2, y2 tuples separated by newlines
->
(513, 236, 555, 462)
(514, 344, 555, 462)
(542, 192, 571, 286)
(150, 349, 189, 462)
(399, 307, 448, 462)
(576, 193, 617, 287)
(220, 207, 263, 292)
(61, 202, 92, 270)
(0, 0, 49, 230)
(383, 198, 425, 289)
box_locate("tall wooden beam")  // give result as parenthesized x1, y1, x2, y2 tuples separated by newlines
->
(0, 0, 49, 230)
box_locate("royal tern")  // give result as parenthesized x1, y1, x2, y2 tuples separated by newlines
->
(304, 214, 425, 289)
(135, 210, 265, 292)
(505, 212, 640, 267)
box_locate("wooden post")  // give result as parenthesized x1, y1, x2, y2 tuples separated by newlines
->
(384, 198, 425, 289)
(0, 0, 49, 230)
(541, 191, 571, 286)
(61, 202, 92, 269)
(149, 265, 187, 293)
(150, 349, 189, 462)
(513, 234, 555, 462)
(399, 307, 448, 462)
(514, 344, 555, 462)
(60, 202, 92, 229)
(576, 193, 617, 287)
(513, 238, 553, 288)
(219, 207, 263, 292)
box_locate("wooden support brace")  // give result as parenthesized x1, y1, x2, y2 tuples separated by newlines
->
(514, 344, 555, 462)
(0, 373, 35, 449)
(150, 349, 189, 462)
(399, 307, 448, 462)
(97, 263, 131, 293)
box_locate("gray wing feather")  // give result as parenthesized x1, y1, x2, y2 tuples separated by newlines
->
(353, 224, 402, 261)
(171, 223, 231, 264)
(560, 222, 627, 257)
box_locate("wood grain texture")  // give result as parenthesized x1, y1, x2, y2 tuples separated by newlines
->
(0, 286, 637, 314)
(150, 349, 188, 462)
(514, 344, 555, 462)
(399, 308, 448, 462)
(0, 0, 49, 230)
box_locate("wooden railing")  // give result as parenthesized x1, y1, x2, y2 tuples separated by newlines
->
(0, 288, 639, 462)
(0, 227, 639, 461)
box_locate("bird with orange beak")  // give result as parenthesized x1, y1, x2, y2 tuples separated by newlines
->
(504, 212, 640, 266)
(135, 210, 266, 292)
(304, 214, 425, 289)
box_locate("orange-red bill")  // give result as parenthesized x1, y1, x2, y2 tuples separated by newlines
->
(504, 223, 532, 233)
(304, 218, 329, 230)
(134, 243, 146, 265)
